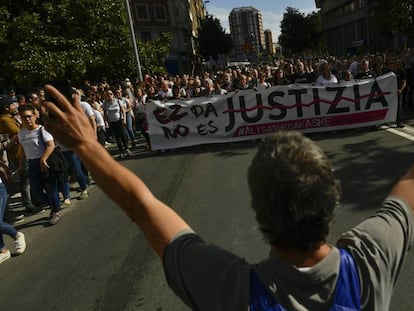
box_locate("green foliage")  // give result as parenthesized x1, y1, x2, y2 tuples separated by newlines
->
(197, 15, 233, 60)
(0, 0, 138, 88)
(137, 33, 172, 76)
(373, 0, 414, 35)
(278, 7, 323, 56)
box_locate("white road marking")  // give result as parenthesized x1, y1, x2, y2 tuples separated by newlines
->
(380, 125, 414, 141)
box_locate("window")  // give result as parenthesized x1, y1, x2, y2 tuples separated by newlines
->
(154, 5, 167, 21)
(136, 4, 149, 21)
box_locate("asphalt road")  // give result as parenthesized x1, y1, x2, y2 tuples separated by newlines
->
(2, 123, 414, 310)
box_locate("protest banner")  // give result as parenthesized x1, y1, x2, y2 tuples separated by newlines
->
(147, 72, 398, 151)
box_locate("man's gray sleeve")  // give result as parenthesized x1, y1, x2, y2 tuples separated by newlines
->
(163, 233, 251, 311)
(337, 195, 414, 310)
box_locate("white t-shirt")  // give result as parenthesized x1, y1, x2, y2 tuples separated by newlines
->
(80, 101, 95, 118)
(119, 97, 133, 117)
(18, 126, 53, 159)
(94, 109, 105, 129)
(316, 73, 338, 85)
(104, 99, 122, 122)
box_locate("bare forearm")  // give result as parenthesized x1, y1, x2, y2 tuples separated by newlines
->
(41, 144, 54, 162)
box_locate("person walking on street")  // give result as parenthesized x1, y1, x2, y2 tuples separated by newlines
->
(0, 97, 41, 214)
(383, 58, 407, 128)
(115, 89, 135, 149)
(17, 105, 61, 225)
(42, 84, 414, 310)
(103, 89, 131, 159)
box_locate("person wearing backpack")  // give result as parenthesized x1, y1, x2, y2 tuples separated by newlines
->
(17, 104, 62, 225)
(42, 84, 414, 310)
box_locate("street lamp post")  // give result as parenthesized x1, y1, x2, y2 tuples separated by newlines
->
(204, 0, 210, 16)
(124, 0, 143, 82)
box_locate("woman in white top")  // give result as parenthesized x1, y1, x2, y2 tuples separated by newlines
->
(87, 92, 106, 146)
(115, 89, 135, 149)
(103, 89, 131, 158)
(17, 105, 61, 225)
(316, 60, 338, 85)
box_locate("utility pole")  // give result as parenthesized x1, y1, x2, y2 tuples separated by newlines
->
(124, 0, 143, 81)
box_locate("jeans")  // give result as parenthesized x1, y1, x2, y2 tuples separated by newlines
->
(125, 113, 135, 142)
(58, 177, 70, 200)
(28, 159, 60, 213)
(0, 182, 17, 250)
(9, 159, 33, 208)
(63, 150, 87, 191)
(97, 128, 106, 146)
(109, 120, 129, 153)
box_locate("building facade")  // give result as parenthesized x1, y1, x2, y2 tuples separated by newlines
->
(315, 0, 411, 56)
(264, 29, 274, 55)
(229, 7, 265, 61)
(130, 0, 206, 74)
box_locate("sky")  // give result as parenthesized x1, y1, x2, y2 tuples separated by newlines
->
(205, 0, 318, 40)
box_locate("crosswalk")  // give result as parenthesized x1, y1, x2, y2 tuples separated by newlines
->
(379, 124, 414, 142)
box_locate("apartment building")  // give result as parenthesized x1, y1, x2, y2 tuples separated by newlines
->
(229, 7, 265, 61)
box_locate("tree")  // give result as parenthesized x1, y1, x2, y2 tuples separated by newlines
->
(197, 15, 233, 60)
(137, 33, 172, 76)
(0, 0, 136, 89)
(278, 7, 323, 56)
(305, 12, 325, 52)
(373, 0, 414, 46)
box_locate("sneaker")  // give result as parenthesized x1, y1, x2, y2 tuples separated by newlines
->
(79, 191, 89, 200)
(14, 232, 26, 254)
(5, 213, 25, 224)
(14, 214, 25, 220)
(0, 250, 11, 264)
(49, 213, 61, 225)
(60, 199, 72, 209)
(11, 217, 25, 225)
(126, 149, 132, 157)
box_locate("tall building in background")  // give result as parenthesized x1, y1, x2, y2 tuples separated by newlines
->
(264, 29, 274, 55)
(229, 7, 265, 61)
(130, 0, 206, 74)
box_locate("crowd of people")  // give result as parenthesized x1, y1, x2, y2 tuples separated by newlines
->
(0, 49, 413, 265)
(32, 67, 414, 310)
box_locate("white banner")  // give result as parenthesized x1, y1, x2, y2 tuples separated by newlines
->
(147, 73, 398, 150)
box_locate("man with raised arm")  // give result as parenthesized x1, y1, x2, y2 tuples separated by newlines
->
(41, 84, 414, 310)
